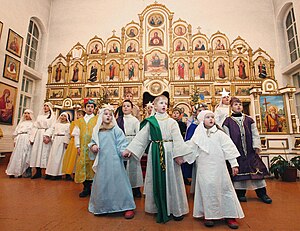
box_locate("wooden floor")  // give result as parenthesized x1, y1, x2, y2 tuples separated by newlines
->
(0, 155, 299, 231)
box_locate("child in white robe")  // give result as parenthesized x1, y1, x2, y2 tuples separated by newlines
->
(6, 109, 34, 178)
(45, 112, 70, 180)
(30, 102, 56, 179)
(214, 88, 230, 127)
(116, 100, 143, 197)
(123, 95, 192, 223)
(184, 110, 244, 229)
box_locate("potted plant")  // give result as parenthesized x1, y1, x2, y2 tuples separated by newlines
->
(270, 155, 300, 182)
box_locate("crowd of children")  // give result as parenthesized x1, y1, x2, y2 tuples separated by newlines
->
(5, 93, 272, 229)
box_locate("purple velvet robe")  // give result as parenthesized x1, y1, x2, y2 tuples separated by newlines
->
(223, 115, 269, 181)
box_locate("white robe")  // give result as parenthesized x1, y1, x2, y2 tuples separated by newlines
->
(126, 113, 192, 217)
(123, 114, 143, 188)
(45, 122, 70, 176)
(30, 114, 56, 168)
(214, 104, 230, 126)
(184, 123, 244, 219)
(6, 120, 33, 176)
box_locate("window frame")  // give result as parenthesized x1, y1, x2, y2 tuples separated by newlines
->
(285, 8, 300, 63)
(17, 75, 35, 122)
(24, 20, 41, 70)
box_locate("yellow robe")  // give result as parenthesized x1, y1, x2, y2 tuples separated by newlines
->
(62, 120, 77, 174)
(74, 115, 98, 183)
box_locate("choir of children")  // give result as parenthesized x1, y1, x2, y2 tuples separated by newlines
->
(5, 95, 273, 229)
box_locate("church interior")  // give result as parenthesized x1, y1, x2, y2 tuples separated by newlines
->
(0, 0, 300, 230)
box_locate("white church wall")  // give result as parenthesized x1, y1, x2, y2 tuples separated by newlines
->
(0, 0, 51, 152)
(272, 0, 300, 75)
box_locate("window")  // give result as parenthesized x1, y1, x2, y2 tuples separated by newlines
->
(18, 76, 35, 122)
(285, 8, 300, 63)
(293, 72, 300, 118)
(24, 20, 40, 69)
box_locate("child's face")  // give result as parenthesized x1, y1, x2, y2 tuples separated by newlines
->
(203, 113, 215, 128)
(147, 105, 153, 115)
(24, 112, 31, 120)
(172, 111, 180, 120)
(222, 96, 230, 105)
(154, 99, 168, 113)
(122, 102, 132, 115)
(77, 112, 84, 119)
(85, 104, 95, 115)
(232, 102, 243, 113)
(43, 104, 50, 113)
(125, 93, 133, 101)
(60, 114, 67, 123)
(102, 110, 112, 124)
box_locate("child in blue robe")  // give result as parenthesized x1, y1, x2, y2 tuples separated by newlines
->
(88, 105, 136, 219)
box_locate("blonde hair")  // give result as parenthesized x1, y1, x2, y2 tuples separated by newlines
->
(153, 95, 168, 105)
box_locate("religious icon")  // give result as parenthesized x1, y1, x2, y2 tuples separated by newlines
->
(6, 29, 23, 57)
(90, 43, 100, 54)
(260, 95, 287, 133)
(175, 26, 186, 36)
(109, 62, 116, 80)
(126, 42, 137, 52)
(0, 82, 17, 125)
(72, 63, 79, 82)
(198, 59, 205, 79)
(149, 31, 163, 46)
(258, 61, 267, 78)
(144, 51, 168, 76)
(177, 60, 185, 79)
(128, 61, 135, 80)
(148, 13, 164, 27)
(175, 40, 186, 51)
(3, 54, 20, 82)
(218, 60, 226, 78)
(127, 28, 137, 37)
(237, 58, 247, 79)
(109, 43, 119, 53)
(215, 39, 225, 50)
(88, 65, 98, 82)
(194, 39, 205, 50)
(55, 64, 62, 82)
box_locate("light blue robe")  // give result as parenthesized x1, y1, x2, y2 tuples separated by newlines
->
(88, 126, 136, 215)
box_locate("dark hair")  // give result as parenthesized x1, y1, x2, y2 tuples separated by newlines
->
(172, 107, 182, 114)
(77, 109, 86, 116)
(230, 97, 242, 106)
(123, 100, 133, 108)
(47, 110, 52, 119)
(84, 99, 96, 108)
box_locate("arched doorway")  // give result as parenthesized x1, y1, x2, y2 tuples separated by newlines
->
(143, 91, 169, 108)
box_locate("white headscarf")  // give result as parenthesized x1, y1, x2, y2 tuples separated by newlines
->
(19, 109, 35, 123)
(91, 104, 117, 173)
(39, 102, 54, 117)
(91, 104, 116, 148)
(57, 112, 70, 124)
(193, 110, 217, 154)
(197, 110, 214, 122)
